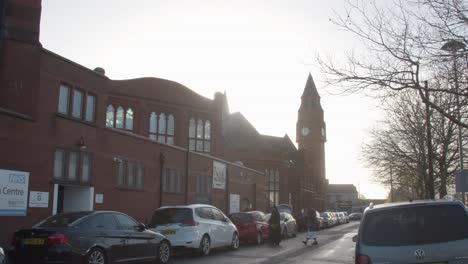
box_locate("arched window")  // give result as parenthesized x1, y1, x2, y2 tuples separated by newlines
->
(115, 106, 124, 129)
(158, 113, 166, 143)
(167, 115, 175, 145)
(204, 120, 211, 152)
(196, 119, 204, 151)
(106, 105, 114, 127)
(149, 112, 157, 140)
(125, 108, 134, 130)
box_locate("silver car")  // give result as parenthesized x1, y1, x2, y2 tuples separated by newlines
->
(354, 200, 468, 264)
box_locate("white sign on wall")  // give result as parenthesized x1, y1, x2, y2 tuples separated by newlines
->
(95, 194, 104, 204)
(230, 194, 240, 214)
(29, 191, 49, 208)
(0, 169, 29, 216)
(213, 161, 226, 189)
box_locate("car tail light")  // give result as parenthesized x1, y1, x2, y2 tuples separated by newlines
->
(47, 233, 69, 245)
(181, 220, 199, 226)
(356, 254, 371, 264)
(11, 234, 20, 246)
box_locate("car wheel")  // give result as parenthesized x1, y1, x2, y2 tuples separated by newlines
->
(199, 235, 211, 256)
(157, 240, 171, 264)
(87, 248, 106, 264)
(231, 233, 240, 250)
(256, 232, 262, 245)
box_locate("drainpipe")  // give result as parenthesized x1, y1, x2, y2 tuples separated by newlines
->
(158, 153, 165, 208)
(185, 146, 189, 205)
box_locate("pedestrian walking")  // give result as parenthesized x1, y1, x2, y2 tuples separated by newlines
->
(269, 206, 282, 246)
(302, 208, 319, 245)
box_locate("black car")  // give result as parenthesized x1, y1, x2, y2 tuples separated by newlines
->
(9, 211, 171, 264)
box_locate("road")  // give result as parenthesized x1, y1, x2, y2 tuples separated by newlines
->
(171, 221, 359, 264)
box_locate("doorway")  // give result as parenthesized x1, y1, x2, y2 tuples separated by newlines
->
(53, 184, 94, 214)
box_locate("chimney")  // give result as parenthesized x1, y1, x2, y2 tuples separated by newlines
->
(1, 0, 42, 45)
(94, 67, 106, 76)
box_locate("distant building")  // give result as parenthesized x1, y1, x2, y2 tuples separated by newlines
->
(327, 184, 358, 212)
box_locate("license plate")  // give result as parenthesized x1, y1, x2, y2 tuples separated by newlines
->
(23, 238, 45, 245)
(161, 229, 176, 235)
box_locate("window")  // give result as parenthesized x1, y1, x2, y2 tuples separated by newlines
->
(58, 84, 70, 114)
(196, 175, 211, 195)
(163, 168, 183, 193)
(57, 84, 95, 123)
(116, 107, 124, 129)
(53, 149, 92, 183)
(114, 213, 138, 230)
(267, 169, 280, 206)
(85, 94, 96, 122)
(117, 159, 144, 190)
(107, 105, 135, 131)
(148, 112, 175, 145)
(149, 208, 193, 227)
(189, 118, 211, 153)
(88, 214, 118, 229)
(71, 90, 83, 118)
(106, 105, 114, 127)
(125, 108, 133, 130)
(54, 149, 65, 179)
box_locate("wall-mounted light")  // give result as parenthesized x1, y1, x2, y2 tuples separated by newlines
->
(113, 157, 123, 163)
(77, 137, 87, 150)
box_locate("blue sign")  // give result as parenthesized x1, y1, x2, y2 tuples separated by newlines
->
(0, 169, 30, 216)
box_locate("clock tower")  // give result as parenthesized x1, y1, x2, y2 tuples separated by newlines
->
(295, 73, 327, 211)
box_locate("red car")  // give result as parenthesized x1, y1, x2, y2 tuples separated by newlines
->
(229, 211, 269, 244)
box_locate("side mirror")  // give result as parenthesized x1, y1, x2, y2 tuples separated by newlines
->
(136, 223, 146, 232)
(352, 235, 357, 242)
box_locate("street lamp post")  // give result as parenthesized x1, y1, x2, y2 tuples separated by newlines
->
(442, 40, 466, 204)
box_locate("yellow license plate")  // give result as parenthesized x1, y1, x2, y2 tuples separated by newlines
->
(23, 238, 45, 245)
(161, 230, 176, 235)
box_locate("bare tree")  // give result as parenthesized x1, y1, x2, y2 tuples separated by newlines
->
(318, 0, 468, 127)
(362, 88, 464, 199)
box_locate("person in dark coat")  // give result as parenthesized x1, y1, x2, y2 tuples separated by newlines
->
(302, 208, 319, 245)
(269, 206, 282, 246)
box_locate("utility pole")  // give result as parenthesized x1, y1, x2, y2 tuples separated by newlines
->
(424, 81, 435, 199)
(442, 40, 466, 205)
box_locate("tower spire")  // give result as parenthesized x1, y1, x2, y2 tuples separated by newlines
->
(302, 73, 319, 99)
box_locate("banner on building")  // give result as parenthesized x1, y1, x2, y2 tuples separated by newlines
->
(230, 194, 240, 214)
(213, 161, 226, 189)
(0, 169, 30, 216)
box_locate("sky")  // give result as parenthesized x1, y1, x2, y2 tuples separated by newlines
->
(40, 0, 388, 199)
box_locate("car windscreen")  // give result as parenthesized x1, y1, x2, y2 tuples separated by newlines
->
(148, 208, 193, 228)
(35, 212, 90, 228)
(362, 204, 468, 246)
(229, 213, 252, 223)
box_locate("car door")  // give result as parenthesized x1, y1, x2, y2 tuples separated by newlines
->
(210, 208, 231, 246)
(84, 213, 128, 263)
(114, 213, 155, 263)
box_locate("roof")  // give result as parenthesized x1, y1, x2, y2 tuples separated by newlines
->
(327, 184, 358, 194)
(223, 112, 296, 152)
(156, 204, 217, 210)
(365, 199, 466, 213)
(302, 73, 319, 98)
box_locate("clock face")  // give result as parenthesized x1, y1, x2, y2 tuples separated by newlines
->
(301, 127, 310, 136)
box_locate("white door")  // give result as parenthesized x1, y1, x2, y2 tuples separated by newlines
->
(212, 208, 232, 245)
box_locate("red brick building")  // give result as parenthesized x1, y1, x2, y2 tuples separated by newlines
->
(0, 0, 326, 247)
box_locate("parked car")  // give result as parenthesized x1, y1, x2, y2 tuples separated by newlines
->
(348, 212, 362, 221)
(0, 246, 7, 264)
(276, 204, 293, 214)
(343, 212, 350, 223)
(148, 204, 239, 256)
(9, 211, 171, 264)
(229, 211, 269, 244)
(354, 200, 468, 264)
(265, 212, 298, 238)
(316, 211, 325, 229)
